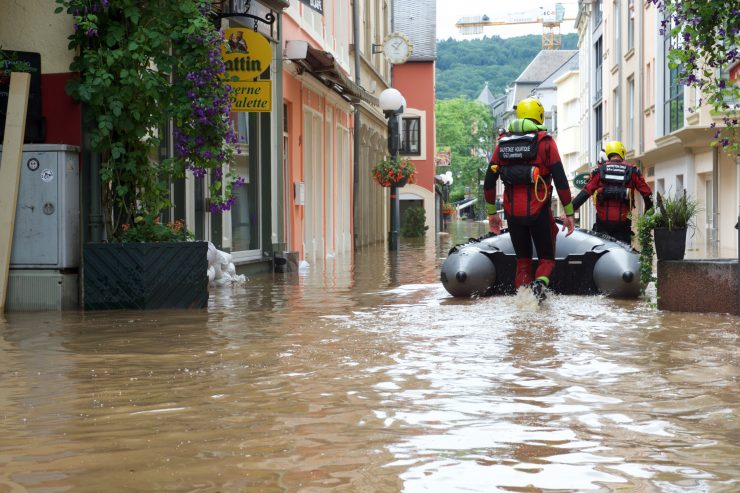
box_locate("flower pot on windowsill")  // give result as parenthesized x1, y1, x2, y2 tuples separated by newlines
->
(653, 227, 687, 261)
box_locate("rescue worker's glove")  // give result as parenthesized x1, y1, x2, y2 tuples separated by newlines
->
(561, 203, 575, 237)
(561, 215, 575, 237)
(488, 214, 502, 235)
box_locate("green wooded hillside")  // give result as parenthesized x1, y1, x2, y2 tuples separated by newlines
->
(436, 34, 578, 101)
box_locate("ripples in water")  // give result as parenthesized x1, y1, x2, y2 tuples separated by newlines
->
(0, 221, 738, 492)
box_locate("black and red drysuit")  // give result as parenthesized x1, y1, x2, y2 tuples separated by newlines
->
(572, 158, 654, 244)
(484, 129, 573, 288)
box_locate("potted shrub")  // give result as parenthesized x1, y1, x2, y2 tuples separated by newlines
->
(401, 206, 428, 238)
(55, 0, 241, 309)
(651, 190, 700, 260)
(637, 190, 700, 294)
(441, 202, 455, 217)
(372, 157, 416, 187)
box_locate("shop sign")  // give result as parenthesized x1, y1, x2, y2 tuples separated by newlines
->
(221, 28, 272, 82)
(573, 172, 590, 190)
(230, 81, 272, 112)
(435, 146, 451, 167)
(301, 0, 323, 15)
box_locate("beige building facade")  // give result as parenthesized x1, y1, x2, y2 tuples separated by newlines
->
(578, 0, 737, 256)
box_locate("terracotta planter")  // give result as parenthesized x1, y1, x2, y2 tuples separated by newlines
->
(654, 227, 687, 261)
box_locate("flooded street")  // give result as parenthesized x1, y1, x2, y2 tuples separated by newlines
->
(1, 221, 738, 492)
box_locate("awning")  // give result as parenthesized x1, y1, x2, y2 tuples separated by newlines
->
(456, 198, 478, 211)
(293, 45, 378, 106)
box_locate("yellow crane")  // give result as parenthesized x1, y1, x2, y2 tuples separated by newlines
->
(455, 3, 577, 50)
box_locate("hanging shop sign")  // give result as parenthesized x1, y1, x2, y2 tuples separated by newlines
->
(221, 28, 272, 112)
(573, 172, 591, 190)
(230, 80, 272, 112)
(300, 0, 323, 15)
(435, 146, 451, 167)
(221, 28, 272, 81)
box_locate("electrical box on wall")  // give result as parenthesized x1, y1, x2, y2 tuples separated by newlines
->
(0, 144, 80, 269)
(294, 181, 305, 206)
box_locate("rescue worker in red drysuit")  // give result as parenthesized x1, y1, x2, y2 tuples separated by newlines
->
(567, 140, 653, 244)
(484, 98, 575, 301)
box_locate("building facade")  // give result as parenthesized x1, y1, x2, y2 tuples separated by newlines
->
(592, 0, 737, 256)
(390, 0, 437, 233)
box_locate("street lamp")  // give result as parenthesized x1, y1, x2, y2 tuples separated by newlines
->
(379, 88, 405, 250)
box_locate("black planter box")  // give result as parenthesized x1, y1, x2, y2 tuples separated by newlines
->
(84, 241, 208, 310)
(654, 227, 687, 261)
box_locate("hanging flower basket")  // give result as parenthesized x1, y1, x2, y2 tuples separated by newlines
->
(372, 157, 416, 187)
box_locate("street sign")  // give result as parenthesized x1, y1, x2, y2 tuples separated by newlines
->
(573, 172, 590, 190)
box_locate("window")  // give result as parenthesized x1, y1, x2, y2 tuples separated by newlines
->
(564, 99, 579, 127)
(675, 174, 684, 196)
(664, 22, 684, 132)
(613, 0, 621, 61)
(400, 116, 421, 155)
(301, 0, 324, 37)
(627, 0, 635, 50)
(594, 0, 603, 27)
(656, 178, 665, 196)
(645, 61, 653, 107)
(594, 103, 603, 157)
(325, 0, 334, 50)
(335, 0, 348, 64)
(594, 36, 603, 102)
(613, 86, 621, 141)
(232, 112, 261, 253)
(628, 77, 635, 149)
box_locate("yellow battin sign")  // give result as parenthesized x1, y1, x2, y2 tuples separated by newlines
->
(230, 81, 272, 112)
(221, 28, 272, 81)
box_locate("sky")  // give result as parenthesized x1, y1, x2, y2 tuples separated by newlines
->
(436, 0, 579, 41)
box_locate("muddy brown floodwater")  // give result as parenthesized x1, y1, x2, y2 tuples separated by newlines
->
(1, 221, 738, 492)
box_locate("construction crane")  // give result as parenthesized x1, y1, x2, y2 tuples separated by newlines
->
(455, 3, 577, 50)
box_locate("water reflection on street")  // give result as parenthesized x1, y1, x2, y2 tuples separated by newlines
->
(1, 220, 738, 492)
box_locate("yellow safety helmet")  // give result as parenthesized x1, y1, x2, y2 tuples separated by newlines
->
(604, 141, 626, 160)
(515, 98, 545, 125)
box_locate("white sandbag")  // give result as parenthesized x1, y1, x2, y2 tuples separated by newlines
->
(207, 242, 219, 265)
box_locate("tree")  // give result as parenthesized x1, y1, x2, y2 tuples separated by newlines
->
(435, 98, 494, 217)
(648, 0, 739, 155)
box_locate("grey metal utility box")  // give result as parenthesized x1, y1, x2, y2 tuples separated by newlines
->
(0, 144, 80, 268)
(5, 270, 78, 311)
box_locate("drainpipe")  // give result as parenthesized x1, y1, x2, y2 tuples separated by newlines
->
(712, 147, 718, 257)
(638, 0, 644, 156)
(352, 0, 361, 251)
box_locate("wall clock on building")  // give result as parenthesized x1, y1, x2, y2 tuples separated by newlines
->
(382, 32, 413, 64)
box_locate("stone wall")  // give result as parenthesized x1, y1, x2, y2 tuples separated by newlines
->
(657, 259, 739, 315)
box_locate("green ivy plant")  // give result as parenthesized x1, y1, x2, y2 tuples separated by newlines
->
(636, 211, 657, 298)
(636, 190, 700, 298)
(54, 0, 240, 241)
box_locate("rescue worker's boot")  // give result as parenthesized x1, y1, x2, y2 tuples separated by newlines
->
(533, 259, 555, 285)
(531, 277, 548, 304)
(514, 259, 533, 289)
